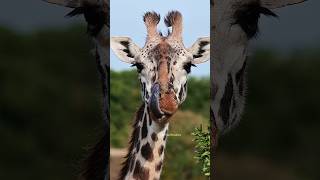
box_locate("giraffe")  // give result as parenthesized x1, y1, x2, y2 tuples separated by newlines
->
(43, 0, 109, 180)
(110, 11, 210, 180)
(210, 0, 307, 175)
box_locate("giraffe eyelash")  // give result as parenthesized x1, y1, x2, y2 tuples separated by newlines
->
(131, 62, 144, 73)
(183, 62, 196, 73)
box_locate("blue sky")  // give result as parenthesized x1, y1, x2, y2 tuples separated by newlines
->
(110, 0, 210, 77)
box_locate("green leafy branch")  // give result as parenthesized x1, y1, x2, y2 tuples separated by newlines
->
(192, 125, 210, 177)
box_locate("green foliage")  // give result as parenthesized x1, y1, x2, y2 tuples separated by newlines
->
(192, 125, 210, 177)
(161, 111, 208, 180)
(110, 70, 140, 147)
(0, 25, 102, 180)
(181, 76, 210, 116)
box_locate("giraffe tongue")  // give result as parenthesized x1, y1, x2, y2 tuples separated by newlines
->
(149, 83, 164, 119)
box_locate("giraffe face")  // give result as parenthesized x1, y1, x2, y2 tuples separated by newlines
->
(213, 0, 279, 70)
(111, 11, 210, 119)
(212, 0, 306, 132)
(213, 0, 305, 70)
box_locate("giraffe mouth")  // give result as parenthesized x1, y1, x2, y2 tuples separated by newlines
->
(149, 83, 178, 119)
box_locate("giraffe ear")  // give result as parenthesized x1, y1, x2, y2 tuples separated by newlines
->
(188, 37, 210, 64)
(260, 0, 307, 9)
(110, 37, 141, 64)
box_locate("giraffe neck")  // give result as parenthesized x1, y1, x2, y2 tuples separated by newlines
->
(94, 26, 110, 126)
(79, 4, 110, 180)
(120, 103, 169, 180)
(211, 46, 248, 133)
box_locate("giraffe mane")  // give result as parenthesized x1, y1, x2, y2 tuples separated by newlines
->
(119, 104, 145, 180)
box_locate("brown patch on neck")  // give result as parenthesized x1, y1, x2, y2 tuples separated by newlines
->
(133, 160, 150, 180)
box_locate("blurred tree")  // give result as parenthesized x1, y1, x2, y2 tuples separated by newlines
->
(0, 25, 102, 180)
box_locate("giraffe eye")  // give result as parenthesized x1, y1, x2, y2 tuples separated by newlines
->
(233, 2, 277, 39)
(183, 62, 196, 74)
(131, 62, 144, 73)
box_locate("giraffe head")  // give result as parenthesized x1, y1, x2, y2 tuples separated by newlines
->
(212, 0, 306, 132)
(111, 11, 210, 121)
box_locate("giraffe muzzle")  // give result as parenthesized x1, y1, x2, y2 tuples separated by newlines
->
(149, 83, 164, 119)
(149, 83, 178, 119)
